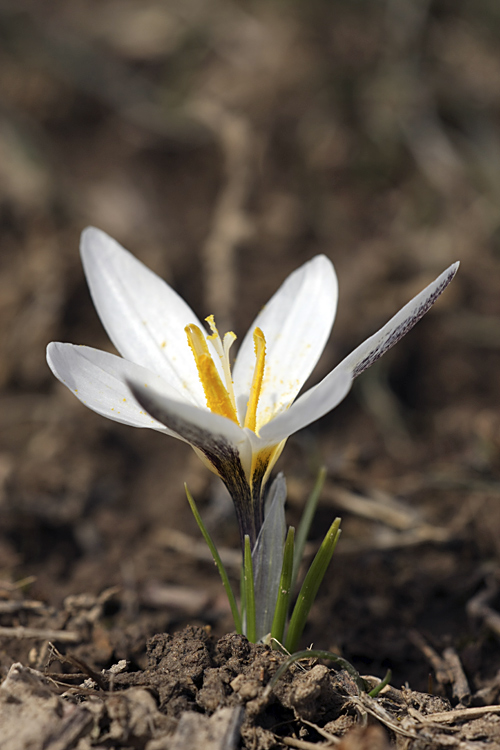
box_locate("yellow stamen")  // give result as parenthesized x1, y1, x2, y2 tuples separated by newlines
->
(244, 327, 266, 432)
(186, 324, 239, 424)
(205, 315, 237, 411)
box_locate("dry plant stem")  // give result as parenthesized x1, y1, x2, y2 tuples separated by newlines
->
(142, 583, 211, 613)
(0, 576, 37, 591)
(291, 477, 483, 551)
(289, 479, 450, 543)
(338, 524, 451, 553)
(153, 527, 241, 569)
(409, 630, 451, 686)
(467, 580, 500, 638)
(0, 600, 47, 614)
(193, 100, 254, 330)
(415, 705, 500, 724)
(352, 693, 500, 743)
(0, 626, 80, 642)
(324, 485, 419, 531)
(350, 695, 418, 740)
(442, 647, 471, 704)
(288, 476, 463, 554)
(282, 738, 336, 749)
(301, 718, 341, 745)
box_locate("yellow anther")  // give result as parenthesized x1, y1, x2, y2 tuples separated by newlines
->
(244, 327, 266, 432)
(205, 314, 219, 340)
(204, 315, 237, 410)
(186, 324, 239, 424)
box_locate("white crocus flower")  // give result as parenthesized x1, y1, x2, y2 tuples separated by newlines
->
(47, 228, 458, 548)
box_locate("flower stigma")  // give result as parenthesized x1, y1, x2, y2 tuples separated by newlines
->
(185, 317, 267, 433)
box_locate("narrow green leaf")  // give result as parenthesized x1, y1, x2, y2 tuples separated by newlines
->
(369, 669, 392, 697)
(285, 517, 341, 653)
(244, 535, 256, 643)
(270, 526, 295, 647)
(240, 564, 245, 622)
(185, 484, 242, 634)
(263, 648, 367, 699)
(291, 466, 327, 597)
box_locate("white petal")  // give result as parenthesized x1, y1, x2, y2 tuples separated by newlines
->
(80, 227, 206, 405)
(47, 342, 182, 435)
(259, 261, 459, 443)
(126, 379, 253, 478)
(259, 368, 352, 442)
(233, 255, 338, 426)
(340, 262, 459, 377)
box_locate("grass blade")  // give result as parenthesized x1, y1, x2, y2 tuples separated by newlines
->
(185, 484, 242, 634)
(244, 535, 256, 642)
(270, 526, 295, 647)
(240, 564, 245, 623)
(369, 669, 392, 697)
(285, 517, 341, 653)
(291, 466, 327, 597)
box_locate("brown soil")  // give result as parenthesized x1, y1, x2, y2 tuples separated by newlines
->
(2, 620, 500, 748)
(2, 1, 500, 747)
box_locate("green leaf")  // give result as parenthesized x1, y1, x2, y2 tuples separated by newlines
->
(185, 484, 242, 634)
(244, 535, 256, 643)
(369, 669, 392, 697)
(239, 564, 246, 622)
(270, 526, 295, 647)
(291, 466, 327, 597)
(285, 517, 341, 653)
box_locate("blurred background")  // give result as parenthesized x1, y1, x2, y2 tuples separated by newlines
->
(1, 0, 500, 691)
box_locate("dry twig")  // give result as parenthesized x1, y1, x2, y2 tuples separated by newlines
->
(0, 600, 47, 614)
(153, 527, 241, 568)
(0, 626, 80, 642)
(467, 580, 500, 638)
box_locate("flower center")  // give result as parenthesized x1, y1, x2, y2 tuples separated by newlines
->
(185, 316, 266, 432)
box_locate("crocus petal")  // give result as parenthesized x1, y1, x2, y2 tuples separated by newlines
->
(128, 378, 266, 543)
(80, 227, 206, 405)
(127, 379, 253, 478)
(339, 261, 459, 377)
(233, 255, 338, 426)
(47, 342, 181, 435)
(258, 368, 352, 442)
(260, 261, 459, 442)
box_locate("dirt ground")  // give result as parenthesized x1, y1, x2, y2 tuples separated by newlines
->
(1, 1, 500, 748)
